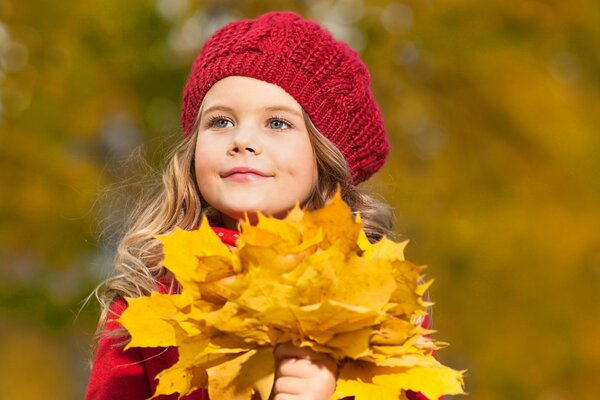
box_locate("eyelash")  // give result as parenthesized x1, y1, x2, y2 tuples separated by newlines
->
(204, 115, 230, 129)
(205, 114, 294, 130)
(269, 115, 294, 129)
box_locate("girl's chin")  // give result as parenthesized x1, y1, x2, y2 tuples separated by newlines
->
(220, 206, 290, 225)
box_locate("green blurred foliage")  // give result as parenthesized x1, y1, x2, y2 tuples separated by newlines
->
(1, 0, 599, 399)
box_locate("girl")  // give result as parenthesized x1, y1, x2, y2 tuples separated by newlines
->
(86, 11, 430, 400)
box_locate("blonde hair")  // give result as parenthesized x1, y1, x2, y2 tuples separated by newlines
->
(89, 109, 395, 349)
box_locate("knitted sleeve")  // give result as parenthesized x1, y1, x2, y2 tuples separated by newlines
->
(84, 298, 152, 400)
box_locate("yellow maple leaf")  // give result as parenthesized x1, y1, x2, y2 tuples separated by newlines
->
(152, 338, 211, 398)
(326, 254, 396, 310)
(362, 236, 408, 262)
(120, 292, 193, 349)
(299, 191, 362, 255)
(282, 247, 342, 305)
(370, 317, 415, 346)
(157, 219, 236, 297)
(232, 269, 300, 313)
(207, 348, 274, 400)
(334, 358, 464, 400)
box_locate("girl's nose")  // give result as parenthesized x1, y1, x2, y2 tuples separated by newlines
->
(227, 127, 262, 156)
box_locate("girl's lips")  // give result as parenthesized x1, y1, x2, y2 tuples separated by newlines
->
(221, 167, 273, 182)
(223, 172, 272, 183)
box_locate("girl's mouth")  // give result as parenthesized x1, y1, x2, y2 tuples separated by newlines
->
(224, 172, 271, 183)
(221, 166, 273, 182)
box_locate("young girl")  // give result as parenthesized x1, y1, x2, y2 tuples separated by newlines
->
(86, 11, 430, 400)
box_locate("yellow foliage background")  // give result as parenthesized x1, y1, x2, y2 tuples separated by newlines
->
(0, 1, 598, 399)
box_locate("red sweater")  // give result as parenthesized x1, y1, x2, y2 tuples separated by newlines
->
(85, 227, 430, 400)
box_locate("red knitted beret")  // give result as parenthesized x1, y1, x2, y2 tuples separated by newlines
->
(181, 11, 389, 184)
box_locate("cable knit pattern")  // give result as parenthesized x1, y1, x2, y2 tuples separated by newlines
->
(181, 11, 389, 184)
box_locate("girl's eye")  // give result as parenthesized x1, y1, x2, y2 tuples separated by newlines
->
(207, 115, 233, 129)
(268, 117, 292, 130)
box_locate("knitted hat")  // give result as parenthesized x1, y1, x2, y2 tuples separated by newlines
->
(181, 11, 389, 184)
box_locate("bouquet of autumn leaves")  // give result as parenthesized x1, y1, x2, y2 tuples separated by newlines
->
(119, 193, 464, 399)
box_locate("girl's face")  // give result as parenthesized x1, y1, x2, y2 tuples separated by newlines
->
(194, 76, 317, 228)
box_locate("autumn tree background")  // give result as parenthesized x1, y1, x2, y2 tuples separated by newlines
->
(0, 1, 598, 399)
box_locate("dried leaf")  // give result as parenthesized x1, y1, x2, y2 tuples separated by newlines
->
(334, 359, 464, 400)
(120, 292, 192, 349)
(207, 348, 274, 400)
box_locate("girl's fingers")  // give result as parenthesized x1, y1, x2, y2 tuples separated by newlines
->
(273, 376, 305, 395)
(272, 344, 338, 399)
(275, 358, 338, 397)
(278, 357, 316, 378)
(273, 375, 336, 399)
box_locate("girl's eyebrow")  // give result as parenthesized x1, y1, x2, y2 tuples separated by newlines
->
(263, 106, 303, 118)
(202, 105, 302, 118)
(202, 105, 235, 117)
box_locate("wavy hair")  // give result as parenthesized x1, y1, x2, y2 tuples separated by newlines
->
(89, 109, 395, 348)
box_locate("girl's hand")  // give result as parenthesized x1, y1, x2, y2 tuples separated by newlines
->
(271, 343, 338, 400)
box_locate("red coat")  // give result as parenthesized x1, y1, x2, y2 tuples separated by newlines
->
(85, 227, 430, 400)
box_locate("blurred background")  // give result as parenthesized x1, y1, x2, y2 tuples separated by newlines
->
(1, 0, 599, 399)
